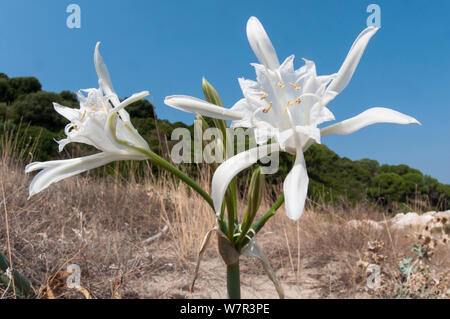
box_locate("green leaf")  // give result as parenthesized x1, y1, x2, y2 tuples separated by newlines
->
(0, 253, 35, 298)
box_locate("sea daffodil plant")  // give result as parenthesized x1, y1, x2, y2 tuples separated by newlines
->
(164, 16, 421, 298)
(25, 43, 213, 208)
(165, 17, 421, 221)
(25, 16, 421, 300)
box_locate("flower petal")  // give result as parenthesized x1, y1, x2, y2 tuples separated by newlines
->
(327, 27, 379, 94)
(211, 143, 280, 215)
(320, 107, 421, 137)
(229, 98, 254, 128)
(26, 152, 146, 198)
(164, 95, 243, 121)
(94, 42, 115, 97)
(278, 125, 321, 153)
(283, 149, 309, 221)
(53, 103, 80, 122)
(246, 16, 280, 70)
(110, 91, 150, 115)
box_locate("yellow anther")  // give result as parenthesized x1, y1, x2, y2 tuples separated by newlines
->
(262, 102, 273, 113)
(80, 110, 87, 121)
(287, 97, 302, 106)
(289, 82, 301, 91)
(278, 81, 285, 88)
(260, 91, 268, 100)
(89, 101, 100, 111)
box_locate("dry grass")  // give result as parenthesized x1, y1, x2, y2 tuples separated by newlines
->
(0, 130, 448, 299)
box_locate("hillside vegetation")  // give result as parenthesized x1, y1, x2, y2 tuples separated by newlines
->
(0, 72, 448, 211)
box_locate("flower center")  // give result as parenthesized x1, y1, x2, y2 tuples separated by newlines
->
(259, 81, 303, 115)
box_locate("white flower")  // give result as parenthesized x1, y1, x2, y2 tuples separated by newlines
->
(165, 17, 420, 221)
(26, 43, 150, 198)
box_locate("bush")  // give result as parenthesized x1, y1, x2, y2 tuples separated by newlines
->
(11, 91, 78, 132)
(8, 77, 42, 100)
(369, 172, 405, 205)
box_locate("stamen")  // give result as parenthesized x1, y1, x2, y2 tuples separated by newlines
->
(278, 81, 285, 88)
(71, 123, 79, 131)
(79, 110, 87, 121)
(289, 82, 301, 91)
(284, 96, 302, 115)
(89, 101, 99, 112)
(101, 100, 109, 114)
(260, 91, 268, 100)
(262, 102, 273, 113)
(287, 97, 302, 106)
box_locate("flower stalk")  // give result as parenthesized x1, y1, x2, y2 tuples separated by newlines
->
(226, 262, 241, 299)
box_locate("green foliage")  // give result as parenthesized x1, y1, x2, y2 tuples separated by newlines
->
(21, 125, 59, 161)
(126, 98, 156, 119)
(369, 172, 405, 204)
(1, 72, 448, 211)
(59, 90, 78, 103)
(7, 76, 41, 101)
(398, 257, 413, 278)
(0, 252, 35, 298)
(0, 78, 15, 104)
(303, 144, 373, 203)
(11, 91, 78, 132)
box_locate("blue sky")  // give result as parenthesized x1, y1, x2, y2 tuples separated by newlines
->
(0, 0, 449, 183)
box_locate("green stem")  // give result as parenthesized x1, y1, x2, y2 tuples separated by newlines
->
(251, 193, 285, 234)
(140, 148, 215, 210)
(226, 261, 241, 299)
(108, 109, 214, 211)
(226, 192, 235, 241)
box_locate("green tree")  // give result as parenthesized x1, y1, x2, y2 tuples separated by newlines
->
(369, 172, 405, 205)
(8, 77, 42, 100)
(125, 98, 156, 119)
(0, 78, 15, 104)
(11, 91, 78, 132)
(402, 172, 426, 197)
(59, 90, 78, 103)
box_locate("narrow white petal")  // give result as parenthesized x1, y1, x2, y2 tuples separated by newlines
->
(94, 42, 115, 97)
(246, 16, 280, 70)
(327, 27, 379, 94)
(27, 152, 146, 198)
(111, 91, 150, 115)
(53, 103, 80, 122)
(26, 157, 82, 173)
(283, 150, 309, 221)
(211, 143, 280, 215)
(164, 95, 243, 121)
(321, 107, 421, 137)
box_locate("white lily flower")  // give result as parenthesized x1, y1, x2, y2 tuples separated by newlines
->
(26, 42, 150, 198)
(165, 17, 420, 221)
